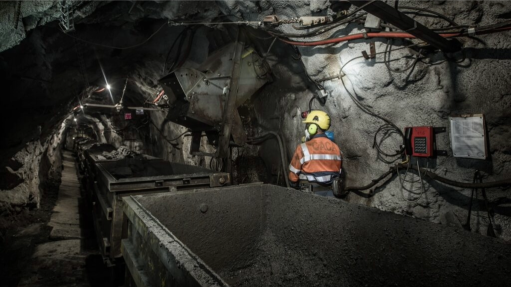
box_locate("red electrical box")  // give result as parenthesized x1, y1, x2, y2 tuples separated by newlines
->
(404, 126, 434, 157)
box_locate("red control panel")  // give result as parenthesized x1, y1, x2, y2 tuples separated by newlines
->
(404, 126, 434, 157)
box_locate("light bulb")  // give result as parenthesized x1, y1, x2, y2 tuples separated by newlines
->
(74, 118, 77, 122)
(80, 105, 84, 109)
(106, 84, 111, 90)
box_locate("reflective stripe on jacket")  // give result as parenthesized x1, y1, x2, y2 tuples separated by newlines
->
(288, 134, 342, 185)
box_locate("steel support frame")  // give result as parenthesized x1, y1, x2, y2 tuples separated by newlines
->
(217, 28, 244, 159)
(348, 0, 461, 52)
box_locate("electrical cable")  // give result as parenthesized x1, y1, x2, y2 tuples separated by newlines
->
(337, 44, 422, 162)
(61, 21, 168, 50)
(267, 4, 459, 39)
(396, 163, 426, 201)
(285, 0, 376, 35)
(162, 27, 191, 74)
(169, 26, 198, 74)
(246, 132, 290, 188)
(148, 120, 189, 147)
(293, 46, 323, 90)
(463, 171, 479, 231)
(167, 130, 191, 142)
(340, 60, 406, 137)
(398, 6, 459, 27)
(372, 123, 403, 164)
(267, 14, 366, 38)
(274, 25, 511, 46)
(384, 39, 424, 74)
(308, 96, 316, 112)
(345, 163, 511, 194)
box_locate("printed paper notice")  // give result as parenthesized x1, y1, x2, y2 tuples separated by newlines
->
(449, 115, 486, 159)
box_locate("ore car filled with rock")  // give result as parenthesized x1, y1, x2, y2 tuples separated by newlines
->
(76, 143, 231, 266)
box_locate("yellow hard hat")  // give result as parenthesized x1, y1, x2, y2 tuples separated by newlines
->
(303, 110, 331, 130)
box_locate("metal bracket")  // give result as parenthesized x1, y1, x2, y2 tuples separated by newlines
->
(210, 174, 231, 187)
(263, 15, 279, 25)
(362, 42, 376, 60)
(433, 127, 446, 134)
(299, 16, 330, 27)
(434, 127, 447, 156)
(364, 13, 382, 30)
(436, 150, 448, 156)
(370, 42, 376, 58)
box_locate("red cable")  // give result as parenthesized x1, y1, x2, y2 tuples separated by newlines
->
(153, 90, 165, 103)
(94, 87, 105, 93)
(276, 27, 511, 46)
(277, 31, 459, 46)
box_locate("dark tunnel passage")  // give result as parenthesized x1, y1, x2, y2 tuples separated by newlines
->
(1, 1, 511, 286)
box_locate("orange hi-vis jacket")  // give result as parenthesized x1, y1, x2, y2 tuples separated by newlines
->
(289, 134, 342, 185)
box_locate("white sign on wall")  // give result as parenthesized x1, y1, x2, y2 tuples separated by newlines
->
(449, 114, 487, 159)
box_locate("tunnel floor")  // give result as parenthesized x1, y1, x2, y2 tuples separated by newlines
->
(0, 150, 114, 286)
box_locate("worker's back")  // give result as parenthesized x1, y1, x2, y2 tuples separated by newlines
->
(289, 134, 342, 186)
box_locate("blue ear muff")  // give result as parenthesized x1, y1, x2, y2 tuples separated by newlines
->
(308, 124, 318, 135)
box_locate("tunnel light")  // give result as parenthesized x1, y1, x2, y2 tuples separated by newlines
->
(74, 118, 77, 122)
(80, 105, 84, 109)
(106, 84, 111, 90)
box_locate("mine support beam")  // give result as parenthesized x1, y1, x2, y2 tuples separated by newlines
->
(348, 0, 461, 52)
(217, 28, 244, 159)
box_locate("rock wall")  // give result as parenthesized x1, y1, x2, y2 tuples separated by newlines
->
(0, 121, 66, 214)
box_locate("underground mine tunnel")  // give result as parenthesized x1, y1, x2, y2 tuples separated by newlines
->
(1, 0, 511, 286)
